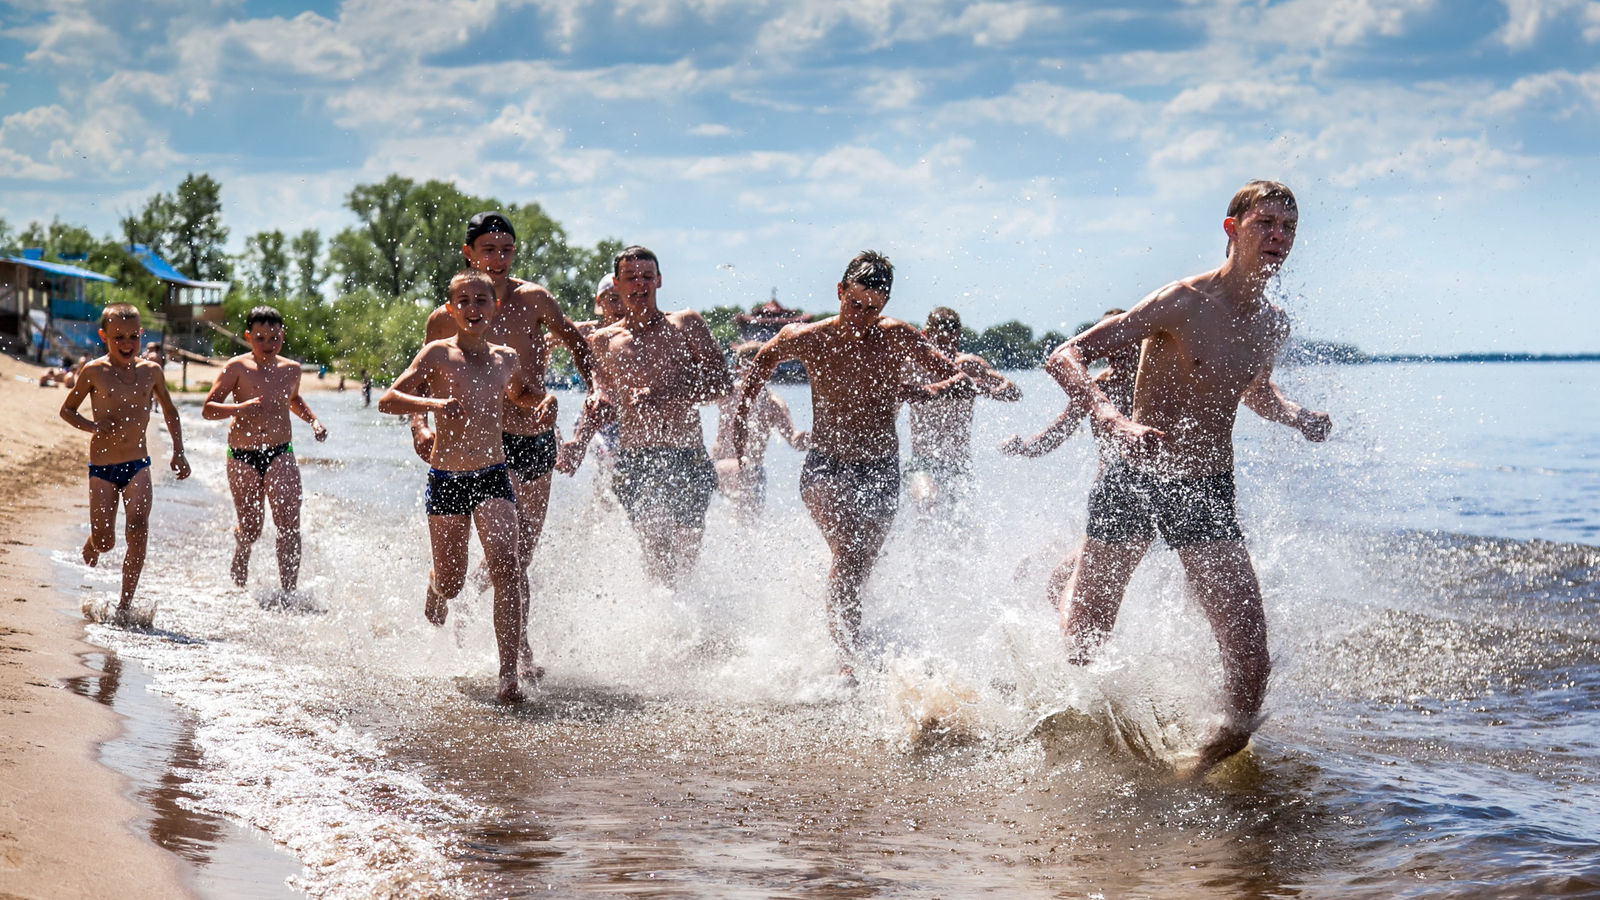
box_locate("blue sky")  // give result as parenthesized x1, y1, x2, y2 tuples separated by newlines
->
(2, 0, 1596, 353)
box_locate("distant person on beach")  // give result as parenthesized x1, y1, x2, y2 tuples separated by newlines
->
(904, 307, 1020, 517)
(999, 309, 1137, 608)
(729, 251, 973, 682)
(710, 342, 808, 522)
(1045, 180, 1331, 778)
(380, 269, 553, 703)
(58, 304, 190, 623)
(410, 212, 602, 625)
(39, 355, 76, 388)
(202, 306, 329, 594)
(555, 272, 626, 479)
(587, 246, 731, 586)
(360, 369, 371, 407)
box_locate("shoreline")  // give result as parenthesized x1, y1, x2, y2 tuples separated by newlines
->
(0, 351, 296, 897)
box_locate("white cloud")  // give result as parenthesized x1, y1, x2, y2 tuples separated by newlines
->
(937, 81, 1145, 138)
(689, 123, 739, 137)
(856, 71, 925, 110)
(1494, 0, 1600, 48)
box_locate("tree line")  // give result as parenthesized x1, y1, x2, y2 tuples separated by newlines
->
(3, 172, 1072, 377)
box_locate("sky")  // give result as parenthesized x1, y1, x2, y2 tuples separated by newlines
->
(2, 0, 1597, 354)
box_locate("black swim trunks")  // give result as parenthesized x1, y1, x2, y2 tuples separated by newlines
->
(612, 447, 718, 527)
(88, 456, 151, 490)
(426, 464, 517, 517)
(800, 450, 900, 520)
(502, 430, 558, 483)
(1085, 458, 1244, 548)
(228, 442, 293, 477)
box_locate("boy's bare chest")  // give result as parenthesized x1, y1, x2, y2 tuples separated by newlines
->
(809, 337, 904, 397)
(238, 363, 296, 398)
(1171, 318, 1276, 385)
(610, 329, 690, 375)
(443, 355, 508, 406)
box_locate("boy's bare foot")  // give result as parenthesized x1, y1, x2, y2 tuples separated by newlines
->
(424, 582, 448, 626)
(517, 648, 545, 685)
(1172, 727, 1252, 782)
(82, 538, 99, 567)
(837, 663, 858, 688)
(495, 674, 526, 704)
(230, 543, 250, 587)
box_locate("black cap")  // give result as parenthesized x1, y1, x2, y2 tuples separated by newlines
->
(464, 211, 516, 246)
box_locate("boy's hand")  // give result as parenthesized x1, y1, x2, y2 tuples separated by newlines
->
(555, 440, 584, 476)
(897, 383, 937, 404)
(411, 427, 435, 463)
(235, 397, 263, 414)
(1296, 409, 1331, 442)
(433, 397, 462, 418)
(171, 452, 191, 480)
(312, 421, 329, 442)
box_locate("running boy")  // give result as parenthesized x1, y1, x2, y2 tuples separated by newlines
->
(203, 306, 329, 593)
(59, 303, 191, 622)
(729, 251, 972, 681)
(380, 269, 553, 703)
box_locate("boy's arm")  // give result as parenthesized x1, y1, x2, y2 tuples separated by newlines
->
(962, 354, 1021, 401)
(901, 333, 972, 403)
(763, 393, 808, 450)
(538, 292, 598, 389)
(288, 369, 329, 442)
(729, 330, 796, 461)
(379, 347, 458, 418)
(151, 369, 191, 479)
(555, 396, 616, 475)
(58, 370, 97, 434)
(1045, 294, 1168, 456)
(1242, 370, 1331, 441)
(999, 401, 1088, 458)
(201, 362, 255, 420)
(408, 309, 453, 460)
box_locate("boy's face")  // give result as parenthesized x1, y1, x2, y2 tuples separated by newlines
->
(1225, 198, 1297, 273)
(615, 258, 661, 315)
(99, 316, 142, 362)
(464, 232, 516, 283)
(447, 279, 499, 336)
(836, 281, 888, 330)
(245, 322, 285, 357)
(594, 286, 625, 321)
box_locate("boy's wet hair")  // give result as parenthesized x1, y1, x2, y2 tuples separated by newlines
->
(613, 245, 660, 277)
(448, 268, 496, 299)
(925, 306, 961, 337)
(245, 306, 284, 330)
(464, 211, 516, 247)
(99, 303, 141, 329)
(842, 250, 893, 296)
(1227, 180, 1296, 221)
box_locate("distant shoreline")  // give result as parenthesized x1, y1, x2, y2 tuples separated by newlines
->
(1364, 352, 1600, 364)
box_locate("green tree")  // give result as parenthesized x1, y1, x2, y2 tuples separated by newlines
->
(970, 320, 1038, 369)
(343, 174, 418, 297)
(171, 173, 230, 281)
(17, 218, 97, 260)
(120, 192, 175, 258)
(290, 229, 324, 300)
(410, 179, 490, 301)
(242, 230, 288, 298)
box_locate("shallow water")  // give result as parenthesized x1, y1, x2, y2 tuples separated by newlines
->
(70, 362, 1600, 897)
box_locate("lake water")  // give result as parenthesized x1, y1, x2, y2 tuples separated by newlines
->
(66, 361, 1600, 897)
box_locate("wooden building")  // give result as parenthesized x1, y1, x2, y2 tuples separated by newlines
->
(0, 251, 116, 363)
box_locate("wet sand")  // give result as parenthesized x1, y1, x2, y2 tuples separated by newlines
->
(0, 351, 198, 897)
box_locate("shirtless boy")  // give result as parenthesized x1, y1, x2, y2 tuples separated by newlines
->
(381, 269, 554, 703)
(905, 306, 1020, 515)
(710, 342, 808, 522)
(203, 306, 328, 593)
(587, 246, 732, 586)
(59, 304, 191, 621)
(410, 212, 600, 614)
(1044, 181, 1331, 778)
(730, 251, 972, 680)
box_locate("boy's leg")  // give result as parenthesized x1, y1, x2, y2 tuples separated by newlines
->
(472, 497, 525, 701)
(801, 481, 893, 674)
(424, 513, 472, 626)
(83, 476, 121, 567)
(1174, 539, 1270, 775)
(263, 455, 304, 593)
(1059, 536, 1150, 664)
(226, 458, 267, 587)
(117, 470, 154, 611)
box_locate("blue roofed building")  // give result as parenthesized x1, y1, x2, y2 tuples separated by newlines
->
(127, 243, 229, 355)
(0, 249, 116, 363)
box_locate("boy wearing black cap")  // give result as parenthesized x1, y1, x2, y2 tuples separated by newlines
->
(411, 211, 601, 657)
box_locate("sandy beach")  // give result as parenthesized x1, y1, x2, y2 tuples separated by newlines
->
(0, 352, 194, 899)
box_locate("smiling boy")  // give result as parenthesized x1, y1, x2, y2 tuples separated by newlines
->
(203, 306, 328, 594)
(59, 303, 191, 622)
(381, 269, 554, 703)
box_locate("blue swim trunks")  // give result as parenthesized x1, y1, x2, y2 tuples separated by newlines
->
(88, 457, 151, 490)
